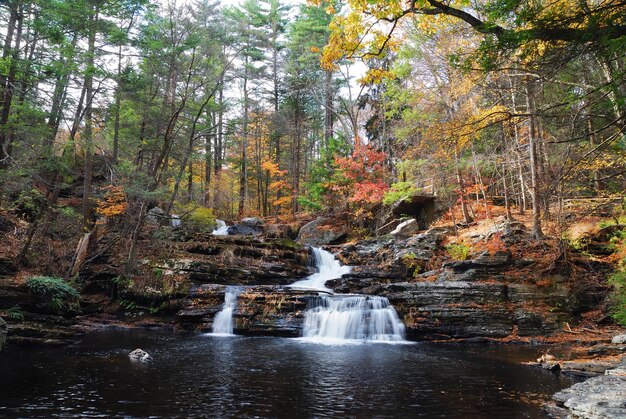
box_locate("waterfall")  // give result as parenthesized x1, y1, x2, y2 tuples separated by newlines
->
(170, 215, 181, 228)
(290, 247, 409, 344)
(211, 288, 239, 336)
(212, 219, 229, 236)
(300, 295, 407, 344)
(288, 247, 351, 293)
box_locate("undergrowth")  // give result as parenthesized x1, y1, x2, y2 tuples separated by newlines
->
(26, 276, 80, 313)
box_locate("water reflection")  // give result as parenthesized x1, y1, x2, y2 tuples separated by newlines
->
(0, 330, 577, 418)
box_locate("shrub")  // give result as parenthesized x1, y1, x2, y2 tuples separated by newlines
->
(178, 205, 216, 233)
(26, 276, 80, 313)
(446, 243, 470, 260)
(7, 305, 24, 321)
(383, 181, 419, 205)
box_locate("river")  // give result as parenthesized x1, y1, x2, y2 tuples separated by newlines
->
(0, 330, 577, 418)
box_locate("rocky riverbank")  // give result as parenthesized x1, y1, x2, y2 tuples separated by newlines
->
(538, 334, 626, 418)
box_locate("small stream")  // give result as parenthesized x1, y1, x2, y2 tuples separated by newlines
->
(0, 330, 577, 418)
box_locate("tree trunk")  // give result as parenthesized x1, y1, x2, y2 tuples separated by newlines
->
(239, 56, 249, 217)
(112, 44, 123, 163)
(324, 69, 333, 147)
(524, 77, 543, 239)
(454, 147, 472, 224)
(82, 3, 99, 231)
(0, 2, 23, 168)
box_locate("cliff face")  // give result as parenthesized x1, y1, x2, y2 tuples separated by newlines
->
(169, 220, 609, 340)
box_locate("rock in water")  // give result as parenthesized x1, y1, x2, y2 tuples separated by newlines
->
(227, 217, 265, 236)
(0, 317, 7, 352)
(129, 348, 153, 363)
(552, 374, 626, 418)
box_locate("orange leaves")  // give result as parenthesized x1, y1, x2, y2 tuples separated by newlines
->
(334, 140, 389, 209)
(95, 185, 127, 218)
(261, 160, 287, 178)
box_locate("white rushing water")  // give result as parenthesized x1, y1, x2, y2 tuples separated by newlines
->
(212, 219, 229, 236)
(300, 295, 407, 344)
(211, 288, 239, 336)
(288, 247, 408, 344)
(170, 215, 181, 228)
(288, 247, 351, 293)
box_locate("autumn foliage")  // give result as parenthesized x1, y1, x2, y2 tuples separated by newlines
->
(332, 140, 389, 218)
(95, 185, 127, 219)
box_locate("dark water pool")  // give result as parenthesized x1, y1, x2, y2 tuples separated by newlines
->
(0, 331, 577, 418)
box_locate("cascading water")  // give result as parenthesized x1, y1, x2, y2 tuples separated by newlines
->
(212, 219, 229, 236)
(290, 247, 409, 344)
(288, 247, 351, 293)
(300, 295, 407, 344)
(211, 288, 239, 336)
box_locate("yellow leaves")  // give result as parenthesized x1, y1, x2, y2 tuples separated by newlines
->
(325, 4, 335, 14)
(96, 185, 127, 218)
(310, 46, 321, 53)
(358, 68, 395, 85)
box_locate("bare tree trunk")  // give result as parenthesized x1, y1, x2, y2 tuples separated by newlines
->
(454, 147, 472, 224)
(502, 161, 513, 221)
(524, 77, 544, 239)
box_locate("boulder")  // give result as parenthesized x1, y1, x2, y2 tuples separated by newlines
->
(552, 375, 626, 418)
(389, 218, 419, 238)
(265, 224, 298, 239)
(296, 217, 348, 246)
(146, 207, 166, 225)
(129, 348, 153, 363)
(0, 317, 7, 351)
(612, 334, 626, 344)
(227, 218, 265, 236)
(481, 220, 531, 245)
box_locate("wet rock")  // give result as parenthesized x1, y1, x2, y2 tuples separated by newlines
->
(587, 344, 626, 356)
(552, 375, 626, 418)
(129, 348, 153, 363)
(612, 334, 626, 344)
(389, 218, 419, 238)
(176, 285, 310, 336)
(0, 317, 7, 351)
(227, 218, 265, 236)
(366, 281, 513, 338)
(296, 217, 348, 246)
(326, 266, 400, 293)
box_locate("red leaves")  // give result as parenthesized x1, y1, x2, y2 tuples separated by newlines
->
(334, 140, 389, 208)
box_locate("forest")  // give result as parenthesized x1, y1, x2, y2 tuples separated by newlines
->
(1, 0, 625, 234)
